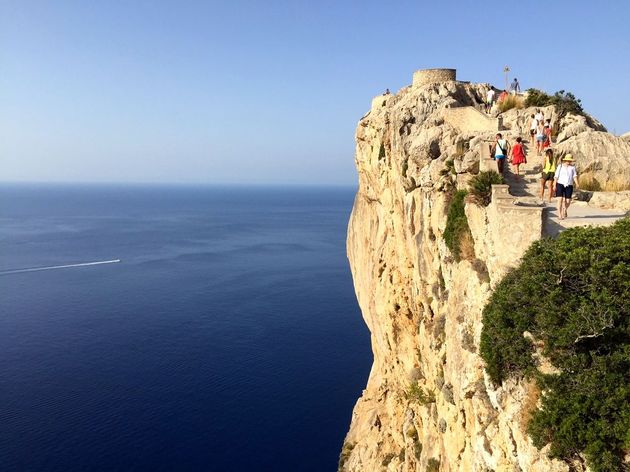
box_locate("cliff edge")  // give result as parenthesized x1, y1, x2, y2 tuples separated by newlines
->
(341, 70, 629, 471)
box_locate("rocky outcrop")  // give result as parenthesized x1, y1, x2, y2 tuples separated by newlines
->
(587, 190, 630, 212)
(554, 131, 630, 190)
(341, 73, 630, 471)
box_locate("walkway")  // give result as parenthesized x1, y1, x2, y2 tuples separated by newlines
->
(498, 142, 627, 237)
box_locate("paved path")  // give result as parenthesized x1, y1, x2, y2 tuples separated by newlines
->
(499, 142, 626, 237)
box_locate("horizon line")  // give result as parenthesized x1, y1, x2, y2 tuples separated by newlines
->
(0, 180, 358, 188)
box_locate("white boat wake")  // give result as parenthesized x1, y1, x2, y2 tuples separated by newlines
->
(0, 259, 121, 275)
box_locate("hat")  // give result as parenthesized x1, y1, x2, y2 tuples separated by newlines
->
(562, 154, 574, 162)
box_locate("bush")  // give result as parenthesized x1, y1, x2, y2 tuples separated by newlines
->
(426, 458, 441, 472)
(524, 88, 585, 119)
(338, 442, 355, 471)
(480, 218, 630, 471)
(497, 94, 524, 113)
(468, 171, 504, 206)
(524, 88, 551, 108)
(443, 190, 474, 262)
(407, 383, 436, 404)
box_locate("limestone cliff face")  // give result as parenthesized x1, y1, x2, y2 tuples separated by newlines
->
(342, 78, 570, 472)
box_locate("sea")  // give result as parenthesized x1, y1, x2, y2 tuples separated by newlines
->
(0, 184, 371, 471)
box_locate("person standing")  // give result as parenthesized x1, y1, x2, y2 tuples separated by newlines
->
(540, 149, 557, 202)
(492, 133, 510, 174)
(486, 88, 496, 113)
(535, 120, 546, 155)
(510, 78, 521, 95)
(535, 109, 544, 124)
(554, 154, 579, 219)
(529, 114, 538, 147)
(510, 137, 527, 177)
(543, 119, 552, 149)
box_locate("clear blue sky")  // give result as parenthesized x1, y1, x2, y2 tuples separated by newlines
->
(2, 0, 629, 185)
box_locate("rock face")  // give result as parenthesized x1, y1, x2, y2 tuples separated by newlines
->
(341, 73, 629, 471)
(554, 131, 630, 190)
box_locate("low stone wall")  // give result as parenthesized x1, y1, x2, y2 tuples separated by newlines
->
(467, 185, 543, 281)
(412, 68, 456, 87)
(479, 141, 497, 172)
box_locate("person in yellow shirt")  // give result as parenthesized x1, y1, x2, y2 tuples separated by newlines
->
(540, 149, 557, 202)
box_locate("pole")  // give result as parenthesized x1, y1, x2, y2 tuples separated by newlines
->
(503, 66, 510, 91)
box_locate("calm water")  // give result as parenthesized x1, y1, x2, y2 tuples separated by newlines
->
(0, 185, 371, 471)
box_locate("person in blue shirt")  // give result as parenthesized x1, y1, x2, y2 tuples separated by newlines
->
(510, 78, 521, 95)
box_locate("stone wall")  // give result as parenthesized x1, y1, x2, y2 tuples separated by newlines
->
(467, 185, 544, 281)
(412, 68, 456, 87)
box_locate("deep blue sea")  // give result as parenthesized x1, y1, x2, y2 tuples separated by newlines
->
(0, 185, 371, 471)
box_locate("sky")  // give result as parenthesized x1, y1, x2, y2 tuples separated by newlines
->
(2, 0, 629, 185)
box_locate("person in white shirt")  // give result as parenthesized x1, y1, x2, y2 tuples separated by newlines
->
(554, 154, 579, 219)
(492, 133, 510, 174)
(535, 109, 544, 123)
(529, 114, 538, 147)
(486, 89, 495, 113)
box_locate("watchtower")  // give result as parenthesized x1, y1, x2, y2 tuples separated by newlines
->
(412, 68, 457, 87)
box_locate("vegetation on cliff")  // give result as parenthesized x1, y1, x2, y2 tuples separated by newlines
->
(468, 171, 504, 207)
(480, 218, 630, 472)
(443, 190, 474, 262)
(524, 88, 584, 119)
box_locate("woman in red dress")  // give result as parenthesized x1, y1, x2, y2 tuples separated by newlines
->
(510, 137, 527, 177)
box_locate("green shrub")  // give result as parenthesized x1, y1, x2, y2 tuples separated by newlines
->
(524, 88, 551, 108)
(480, 218, 630, 471)
(468, 171, 504, 207)
(338, 442, 355, 471)
(381, 453, 396, 466)
(443, 190, 474, 262)
(445, 159, 455, 175)
(407, 383, 436, 404)
(524, 88, 584, 119)
(426, 458, 441, 472)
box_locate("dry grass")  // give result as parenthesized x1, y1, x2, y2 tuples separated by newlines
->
(519, 380, 542, 431)
(459, 229, 476, 261)
(580, 173, 630, 192)
(498, 95, 524, 113)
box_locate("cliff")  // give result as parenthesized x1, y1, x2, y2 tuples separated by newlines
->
(341, 71, 628, 471)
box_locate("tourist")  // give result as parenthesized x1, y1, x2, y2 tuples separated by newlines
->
(554, 154, 579, 219)
(486, 88, 495, 113)
(535, 120, 546, 155)
(498, 90, 509, 103)
(529, 114, 538, 146)
(510, 78, 520, 95)
(535, 109, 544, 123)
(492, 133, 510, 174)
(383, 88, 390, 95)
(543, 119, 552, 149)
(540, 149, 557, 202)
(510, 137, 527, 177)
(529, 114, 538, 147)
